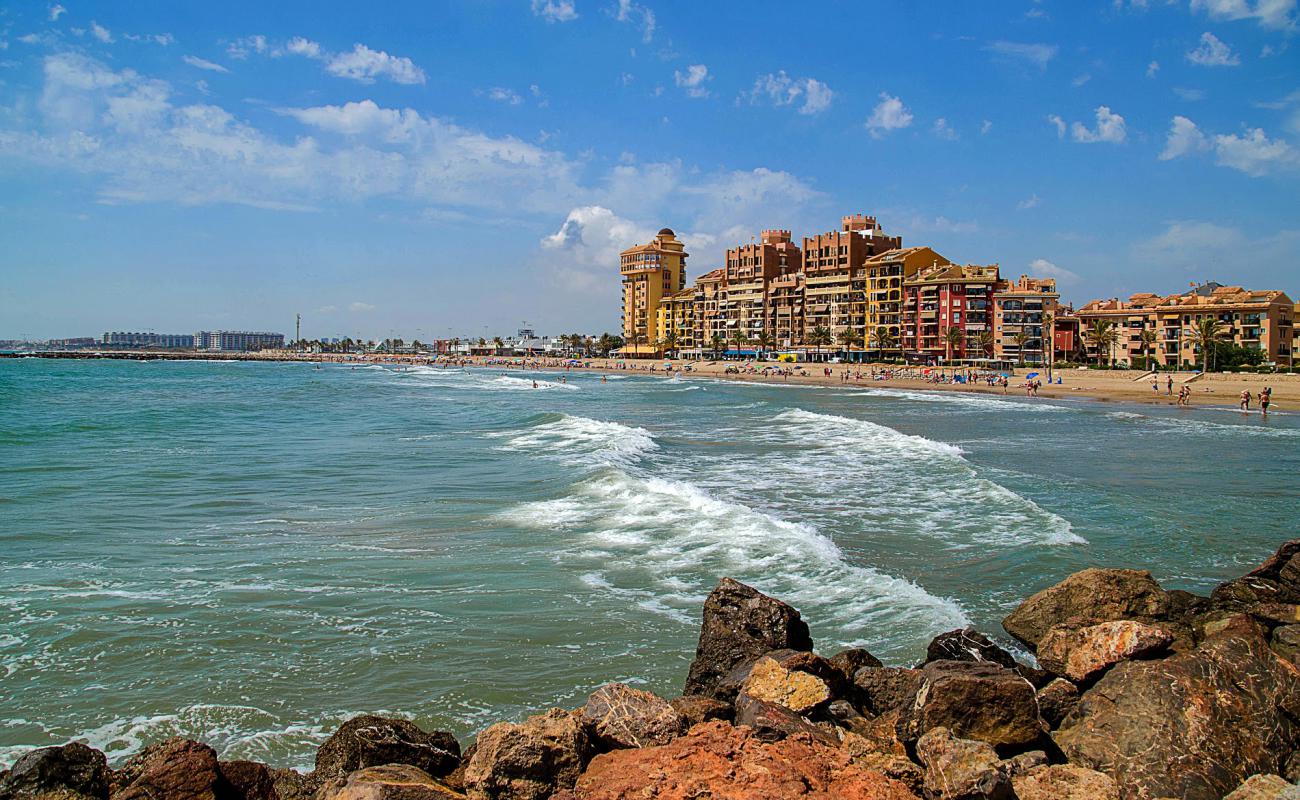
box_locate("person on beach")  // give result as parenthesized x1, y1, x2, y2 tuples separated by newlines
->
(1166, 375, 1173, 395)
(1260, 386, 1271, 415)
(1152, 378, 1159, 393)
(1240, 389, 1251, 411)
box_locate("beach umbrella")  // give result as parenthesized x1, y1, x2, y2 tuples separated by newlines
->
(999, 372, 1011, 377)
(1026, 372, 1039, 379)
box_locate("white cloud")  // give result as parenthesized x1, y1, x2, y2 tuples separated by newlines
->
(89, 21, 113, 43)
(1047, 114, 1066, 137)
(984, 40, 1058, 69)
(227, 35, 269, 59)
(349, 302, 376, 312)
(325, 43, 425, 84)
(932, 117, 958, 140)
(182, 55, 229, 74)
(1190, 0, 1297, 30)
(674, 64, 710, 98)
(1028, 257, 1079, 283)
(532, 0, 578, 23)
(49, 4, 66, 21)
(1070, 105, 1127, 143)
(284, 37, 323, 59)
(747, 71, 833, 115)
(1213, 127, 1297, 175)
(1017, 194, 1042, 210)
(1159, 115, 1211, 160)
(1072, 73, 1091, 87)
(866, 93, 913, 138)
(487, 87, 523, 105)
(613, 0, 656, 42)
(1147, 60, 1160, 77)
(1186, 32, 1240, 66)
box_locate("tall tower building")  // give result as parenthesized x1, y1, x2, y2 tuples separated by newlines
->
(620, 228, 688, 357)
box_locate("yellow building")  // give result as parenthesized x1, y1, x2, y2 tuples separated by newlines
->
(865, 246, 951, 356)
(620, 228, 687, 358)
(656, 288, 696, 357)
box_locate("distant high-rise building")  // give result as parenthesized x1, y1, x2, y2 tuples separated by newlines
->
(102, 332, 195, 348)
(619, 228, 687, 357)
(194, 331, 285, 351)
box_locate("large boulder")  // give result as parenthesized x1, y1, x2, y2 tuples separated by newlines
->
(914, 727, 1013, 800)
(1011, 764, 1121, 800)
(1274, 625, 1300, 663)
(1035, 678, 1080, 728)
(462, 709, 589, 800)
(851, 667, 922, 717)
(267, 769, 319, 800)
(218, 761, 277, 800)
(740, 656, 832, 714)
(570, 720, 919, 800)
(112, 738, 228, 800)
(315, 716, 460, 783)
(923, 628, 1019, 670)
(1036, 620, 1174, 683)
(896, 661, 1042, 748)
(1002, 568, 1170, 649)
(667, 695, 732, 727)
(1056, 630, 1300, 800)
(0, 742, 108, 800)
(1222, 774, 1300, 800)
(318, 765, 461, 800)
(683, 578, 813, 699)
(1212, 540, 1300, 610)
(829, 648, 883, 684)
(580, 683, 686, 749)
(733, 692, 837, 746)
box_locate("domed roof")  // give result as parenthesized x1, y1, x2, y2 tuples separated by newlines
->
(657, 227, 675, 237)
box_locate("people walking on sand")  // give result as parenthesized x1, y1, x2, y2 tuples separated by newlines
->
(1240, 389, 1251, 411)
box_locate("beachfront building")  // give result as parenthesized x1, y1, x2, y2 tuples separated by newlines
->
(767, 269, 806, 351)
(103, 332, 196, 348)
(656, 288, 697, 357)
(1053, 310, 1083, 363)
(619, 228, 688, 358)
(993, 276, 1059, 365)
(693, 268, 728, 358)
(1078, 283, 1295, 367)
(900, 263, 999, 363)
(195, 331, 285, 351)
(866, 246, 952, 358)
(724, 230, 801, 354)
(803, 215, 902, 356)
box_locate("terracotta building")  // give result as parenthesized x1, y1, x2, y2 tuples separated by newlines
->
(901, 262, 999, 363)
(993, 275, 1059, 365)
(619, 228, 687, 357)
(724, 230, 802, 351)
(865, 246, 952, 357)
(692, 268, 728, 357)
(803, 215, 901, 351)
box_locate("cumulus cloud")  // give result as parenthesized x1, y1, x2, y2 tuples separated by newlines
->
(1028, 257, 1079, 284)
(1158, 115, 1297, 175)
(1159, 115, 1211, 160)
(49, 4, 66, 21)
(227, 35, 268, 59)
(182, 55, 229, 73)
(866, 93, 912, 138)
(487, 87, 523, 105)
(984, 40, 1058, 69)
(674, 64, 710, 98)
(1186, 32, 1240, 66)
(1190, 0, 1297, 30)
(747, 71, 833, 115)
(284, 36, 323, 59)
(89, 21, 113, 43)
(532, 0, 578, 23)
(1047, 114, 1066, 138)
(613, 0, 655, 42)
(1070, 106, 1127, 143)
(326, 43, 425, 85)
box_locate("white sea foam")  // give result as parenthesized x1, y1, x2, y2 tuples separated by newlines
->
(1106, 410, 1299, 437)
(498, 414, 657, 469)
(775, 408, 965, 458)
(853, 386, 1069, 413)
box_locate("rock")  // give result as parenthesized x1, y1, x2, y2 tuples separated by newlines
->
(571, 720, 919, 800)
(1272, 625, 1300, 663)
(1011, 764, 1121, 800)
(896, 661, 1042, 748)
(683, 578, 813, 700)
(1003, 568, 1170, 649)
(733, 692, 837, 746)
(1287, 752, 1300, 784)
(1056, 631, 1300, 800)
(218, 761, 277, 800)
(1036, 678, 1080, 728)
(852, 667, 922, 717)
(740, 655, 832, 714)
(112, 738, 227, 800)
(1212, 540, 1300, 610)
(840, 735, 924, 796)
(1222, 775, 1300, 800)
(667, 695, 732, 727)
(1001, 750, 1048, 778)
(315, 716, 460, 783)
(0, 742, 108, 800)
(829, 648, 883, 685)
(1036, 621, 1174, 682)
(268, 769, 318, 800)
(914, 727, 1013, 800)
(1201, 612, 1269, 642)
(462, 709, 589, 800)
(1254, 604, 1300, 626)
(924, 628, 1019, 670)
(318, 765, 461, 800)
(579, 683, 685, 749)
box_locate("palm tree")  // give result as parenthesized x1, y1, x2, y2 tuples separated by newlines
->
(1011, 331, 1030, 367)
(974, 329, 995, 360)
(1139, 328, 1158, 372)
(1189, 316, 1226, 372)
(710, 333, 726, 360)
(755, 332, 776, 359)
(944, 326, 965, 364)
(661, 330, 679, 358)
(1085, 319, 1119, 367)
(729, 329, 749, 359)
(1042, 311, 1056, 382)
(836, 328, 860, 357)
(808, 325, 833, 361)
(870, 326, 895, 355)
(492, 336, 504, 355)
(627, 331, 646, 355)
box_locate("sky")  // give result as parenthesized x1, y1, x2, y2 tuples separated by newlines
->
(1, 0, 1298, 341)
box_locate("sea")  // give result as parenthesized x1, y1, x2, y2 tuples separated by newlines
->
(1, 358, 1297, 769)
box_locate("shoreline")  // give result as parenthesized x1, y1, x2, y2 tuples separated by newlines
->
(4, 350, 1297, 412)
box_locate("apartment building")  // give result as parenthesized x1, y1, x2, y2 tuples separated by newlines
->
(865, 246, 952, 356)
(656, 288, 697, 355)
(692, 268, 728, 356)
(901, 263, 999, 363)
(619, 227, 688, 357)
(195, 331, 285, 351)
(724, 230, 802, 348)
(803, 215, 901, 349)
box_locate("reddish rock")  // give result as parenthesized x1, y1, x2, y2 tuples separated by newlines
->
(896, 661, 1042, 748)
(733, 692, 837, 746)
(318, 765, 462, 800)
(1221, 774, 1300, 800)
(1002, 568, 1170, 649)
(667, 695, 732, 727)
(112, 738, 227, 800)
(580, 683, 685, 749)
(463, 709, 589, 800)
(571, 720, 919, 799)
(683, 578, 813, 700)
(315, 716, 460, 783)
(1036, 678, 1080, 728)
(1037, 621, 1174, 682)
(1011, 764, 1121, 800)
(0, 742, 108, 800)
(914, 727, 1012, 800)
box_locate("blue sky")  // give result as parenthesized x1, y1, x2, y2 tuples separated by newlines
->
(1, 0, 1298, 340)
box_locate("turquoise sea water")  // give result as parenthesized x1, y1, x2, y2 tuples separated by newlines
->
(2, 358, 1297, 768)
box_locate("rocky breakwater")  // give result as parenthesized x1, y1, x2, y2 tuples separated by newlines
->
(6, 548, 1300, 799)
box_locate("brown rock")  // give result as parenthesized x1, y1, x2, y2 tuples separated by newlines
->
(1272, 625, 1300, 663)
(1002, 568, 1170, 649)
(1286, 752, 1300, 784)
(1056, 631, 1300, 800)
(829, 648, 883, 684)
(740, 656, 832, 714)
(218, 761, 277, 800)
(896, 661, 1042, 748)
(1254, 604, 1300, 626)
(1212, 540, 1300, 610)
(733, 692, 837, 746)
(319, 765, 461, 800)
(1012, 764, 1121, 800)
(667, 695, 732, 727)
(852, 667, 922, 717)
(923, 628, 1020, 670)
(1222, 774, 1300, 800)
(914, 727, 1013, 800)
(112, 738, 226, 800)
(683, 578, 813, 700)
(572, 720, 919, 800)
(0, 742, 108, 800)
(579, 683, 685, 749)
(1037, 621, 1174, 682)
(1000, 750, 1048, 777)
(840, 735, 924, 797)
(1201, 612, 1269, 642)
(462, 709, 589, 800)
(268, 769, 319, 800)
(315, 716, 460, 783)
(1036, 678, 1080, 728)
